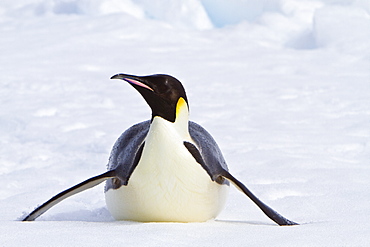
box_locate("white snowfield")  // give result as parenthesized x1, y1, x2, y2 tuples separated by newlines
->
(1, 0, 369, 246)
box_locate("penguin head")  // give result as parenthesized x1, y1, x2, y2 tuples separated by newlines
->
(111, 73, 188, 123)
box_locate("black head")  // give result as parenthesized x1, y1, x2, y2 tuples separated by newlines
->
(111, 73, 188, 122)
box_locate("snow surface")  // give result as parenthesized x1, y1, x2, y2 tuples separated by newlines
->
(1, 0, 370, 246)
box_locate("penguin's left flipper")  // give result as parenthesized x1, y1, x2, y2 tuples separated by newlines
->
(185, 126, 298, 226)
(22, 170, 117, 221)
(220, 171, 299, 226)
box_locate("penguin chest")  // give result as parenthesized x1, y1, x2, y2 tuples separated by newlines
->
(105, 121, 228, 222)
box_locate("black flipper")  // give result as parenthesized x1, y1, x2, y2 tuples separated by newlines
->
(184, 141, 226, 185)
(105, 121, 149, 190)
(184, 139, 297, 226)
(220, 170, 298, 226)
(22, 170, 117, 221)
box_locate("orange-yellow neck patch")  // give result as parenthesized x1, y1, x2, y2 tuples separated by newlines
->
(176, 97, 188, 120)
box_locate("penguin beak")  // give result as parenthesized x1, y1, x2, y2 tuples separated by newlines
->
(111, 74, 154, 92)
(111, 73, 187, 123)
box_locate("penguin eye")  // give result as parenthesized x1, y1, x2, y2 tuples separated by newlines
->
(156, 85, 169, 94)
(156, 84, 178, 104)
(153, 80, 170, 94)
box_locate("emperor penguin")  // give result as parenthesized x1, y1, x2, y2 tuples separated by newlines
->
(22, 73, 298, 226)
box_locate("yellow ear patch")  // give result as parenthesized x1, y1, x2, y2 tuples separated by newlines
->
(176, 97, 188, 119)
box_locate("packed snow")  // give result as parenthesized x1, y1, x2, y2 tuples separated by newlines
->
(1, 0, 370, 246)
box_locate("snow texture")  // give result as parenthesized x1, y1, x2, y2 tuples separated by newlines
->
(1, 0, 370, 246)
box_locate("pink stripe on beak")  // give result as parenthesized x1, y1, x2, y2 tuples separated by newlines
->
(124, 78, 154, 91)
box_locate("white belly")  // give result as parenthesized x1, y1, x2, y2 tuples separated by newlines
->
(105, 118, 229, 222)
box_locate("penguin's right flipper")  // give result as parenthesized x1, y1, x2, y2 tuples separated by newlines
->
(22, 170, 117, 221)
(220, 170, 299, 226)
